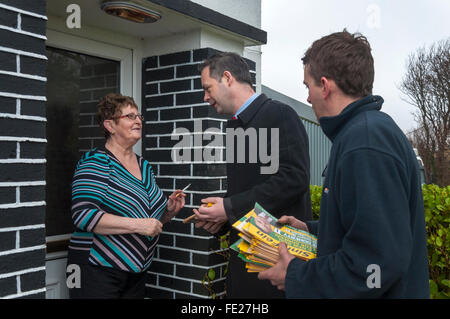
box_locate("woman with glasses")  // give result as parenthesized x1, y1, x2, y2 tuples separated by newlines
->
(67, 93, 185, 298)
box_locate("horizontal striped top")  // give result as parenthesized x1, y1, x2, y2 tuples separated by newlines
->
(67, 147, 167, 273)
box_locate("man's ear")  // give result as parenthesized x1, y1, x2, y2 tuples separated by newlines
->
(222, 71, 233, 86)
(320, 76, 331, 99)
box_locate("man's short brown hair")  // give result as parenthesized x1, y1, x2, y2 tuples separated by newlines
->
(97, 93, 138, 139)
(302, 29, 374, 98)
(198, 52, 253, 87)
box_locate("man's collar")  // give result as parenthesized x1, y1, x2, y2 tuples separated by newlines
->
(234, 92, 259, 118)
(230, 94, 269, 125)
(319, 95, 384, 141)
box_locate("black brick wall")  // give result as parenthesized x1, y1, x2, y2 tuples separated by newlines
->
(77, 61, 120, 156)
(142, 48, 256, 299)
(0, 0, 47, 299)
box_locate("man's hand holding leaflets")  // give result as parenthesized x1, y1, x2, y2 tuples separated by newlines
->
(230, 203, 317, 274)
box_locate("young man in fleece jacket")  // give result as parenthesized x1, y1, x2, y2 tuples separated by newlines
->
(258, 30, 430, 298)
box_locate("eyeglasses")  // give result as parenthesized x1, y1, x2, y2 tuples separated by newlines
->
(114, 113, 144, 121)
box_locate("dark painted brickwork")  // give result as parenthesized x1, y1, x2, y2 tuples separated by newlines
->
(142, 48, 256, 299)
(0, 0, 47, 299)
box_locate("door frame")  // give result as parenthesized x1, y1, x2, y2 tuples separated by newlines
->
(46, 27, 143, 155)
(45, 29, 139, 297)
(45, 29, 136, 258)
(46, 29, 134, 97)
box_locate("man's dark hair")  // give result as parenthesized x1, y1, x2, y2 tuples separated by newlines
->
(198, 52, 253, 87)
(302, 29, 374, 97)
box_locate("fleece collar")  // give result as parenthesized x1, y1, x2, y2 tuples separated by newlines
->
(319, 95, 384, 142)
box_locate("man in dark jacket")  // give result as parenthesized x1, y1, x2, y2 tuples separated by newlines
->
(193, 52, 312, 298)
(258, 30, 430, 298)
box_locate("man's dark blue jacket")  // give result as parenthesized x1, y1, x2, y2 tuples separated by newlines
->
(286, 95, 430, 298)
(222, 93, 312, 298)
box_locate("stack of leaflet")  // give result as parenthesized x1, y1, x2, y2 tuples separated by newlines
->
(231, 203, 317, 272)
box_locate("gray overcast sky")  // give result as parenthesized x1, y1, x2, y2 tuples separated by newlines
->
(261, 0, 450, 133)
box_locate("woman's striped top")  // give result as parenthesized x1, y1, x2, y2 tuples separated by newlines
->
(67, 147, 167, 273)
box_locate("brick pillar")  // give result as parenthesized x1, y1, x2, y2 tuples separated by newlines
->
(0, 0, 47, 298)
(142, 48, 256, 298)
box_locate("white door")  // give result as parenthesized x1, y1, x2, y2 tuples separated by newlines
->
(45, 30, 134, 299)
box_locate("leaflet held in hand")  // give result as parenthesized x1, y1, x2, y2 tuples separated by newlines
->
(231, 202, 317, 272)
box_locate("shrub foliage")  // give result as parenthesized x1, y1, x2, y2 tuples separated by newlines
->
(310, 184, 449, 298)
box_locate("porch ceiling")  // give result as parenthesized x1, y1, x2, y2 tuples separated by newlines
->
(46, 0, 266, 46)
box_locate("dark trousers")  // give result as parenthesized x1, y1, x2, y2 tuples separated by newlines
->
(68, 264, 147, 299)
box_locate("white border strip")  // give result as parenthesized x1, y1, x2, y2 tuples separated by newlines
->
(0, 91, 46, 101)
(145, 284, 210, 299)
(161, 231, 215, 240)
(0, 181, 46, 187)
(0, 244, 46, 257)
(153, 161, 227, 165)
(0, 137, 47, 143)
(153, 258, 228, 270)
(145, 102, 209, 111)
(3, 288, 46, 299)
(157, 244, 226, 256)
(0, 201, 46, 209)
(0, 24, 46, 40)
(156, 175, 227, 179)
(0, 113, 46, 122)
(0, 266, 45, 280)
(0, 159, 46, 164)
(144, 61, 200, 72)
(0, 45, 47, 60)
(146, 117, 228, 124)
(147, 146, 226, 151)
(0, 224, 45, 233)
(148, 271, 226, 286)
(144, 75, 199, 85)
(0, 3, 47, 20)
(0, 70, 46, 82)
(146, 132, 226, 138)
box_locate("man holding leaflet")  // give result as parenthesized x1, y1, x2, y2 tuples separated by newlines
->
(258, 30, 430, 298)
(193, 52, 312, 298)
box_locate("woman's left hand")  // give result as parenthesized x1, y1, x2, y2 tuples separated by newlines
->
(165, 190, 186, 222)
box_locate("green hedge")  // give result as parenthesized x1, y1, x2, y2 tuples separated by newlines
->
(310, 185, 322, 220)
(423, 184, 450, 299)
(309, 184, 450, 299)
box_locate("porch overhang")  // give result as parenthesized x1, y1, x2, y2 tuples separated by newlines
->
(47, 0, 267, 46)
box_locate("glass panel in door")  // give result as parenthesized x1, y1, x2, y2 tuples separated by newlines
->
(45, 47, 120, 250)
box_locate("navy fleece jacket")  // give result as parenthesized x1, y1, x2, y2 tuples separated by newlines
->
(285, 95, 430, 298)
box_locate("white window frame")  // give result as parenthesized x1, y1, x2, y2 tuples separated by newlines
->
(46, 29, 142, 154)
(46, 29, 134, 97)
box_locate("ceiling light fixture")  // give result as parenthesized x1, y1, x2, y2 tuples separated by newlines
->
(101, 1, 162, 23)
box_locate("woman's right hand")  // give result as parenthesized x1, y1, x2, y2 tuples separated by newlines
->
(135, 218, 162, 237)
